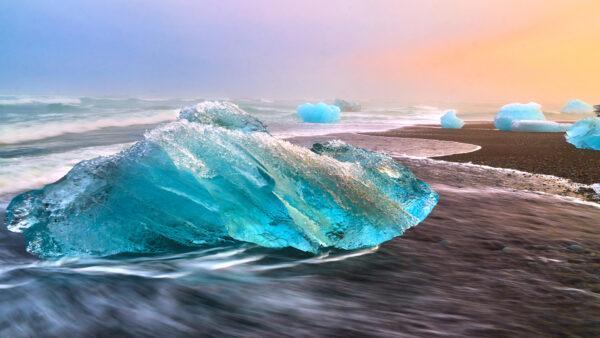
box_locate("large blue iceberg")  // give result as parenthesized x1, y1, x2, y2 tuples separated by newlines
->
(561, 100, 593, 114)
(440, 110, 464, 129)
(297, 102, 341, 123)
(565, 117, 600, 150)
(494, 102, 546, 130)
(5, 101, 438, 258)
(510, 120, 571, 133)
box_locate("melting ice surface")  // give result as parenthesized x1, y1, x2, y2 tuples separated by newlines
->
(494, 102, 546, 130)
(565, 117, 600, 150)
(297, 102, 341, 123)
(510, 120, 571, 133)
(440, 110, 464, 129)
(561, 100, 593, 114)
(5, 101, 438, 258)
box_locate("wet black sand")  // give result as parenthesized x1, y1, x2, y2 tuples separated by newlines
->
(365, 122, 600, 186)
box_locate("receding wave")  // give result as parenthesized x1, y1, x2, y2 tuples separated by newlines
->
(0, 110, 178, 144)
(0, 97, 83, 106)
(0, 143, 133, 198)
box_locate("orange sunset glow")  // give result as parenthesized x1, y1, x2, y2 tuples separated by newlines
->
(356, 0, 600, 104)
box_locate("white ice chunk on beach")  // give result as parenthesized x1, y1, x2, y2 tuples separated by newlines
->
(561, 100, 593, 114)
(510, 120, 571, 133)
(440, 110, 464, 129)
(494, 102, 546, 130)
(297, 102, 341, 123)
(565, 117, 600, 150)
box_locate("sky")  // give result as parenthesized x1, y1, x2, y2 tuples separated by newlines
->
(1, 0, 598, 103)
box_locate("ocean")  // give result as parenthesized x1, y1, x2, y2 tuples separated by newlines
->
(1, 95, 598, 336)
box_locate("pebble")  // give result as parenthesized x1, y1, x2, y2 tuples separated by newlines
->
(568, 245, 583, 252)
(439, 240, 451, 246)
(502, 247, 512, 253)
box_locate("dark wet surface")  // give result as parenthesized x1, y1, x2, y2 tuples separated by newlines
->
(367, 122, 600, 185)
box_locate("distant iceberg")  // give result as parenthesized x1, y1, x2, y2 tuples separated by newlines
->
(333, 99, 361, 112)
(5, 101, 438, 258)
(297, 102, 341, 123)
(494, 102, 546, 130)
(561, 100, 593, 114)
(510, 120, 571, 133)
(440, 110, 464, 129)
(565, 117, 600, 150)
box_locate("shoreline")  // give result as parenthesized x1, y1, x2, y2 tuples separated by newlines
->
(363, 121, 599, 184)
(286, 121, 599, 203)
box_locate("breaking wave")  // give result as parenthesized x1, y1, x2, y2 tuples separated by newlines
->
(0, 110, 179, 144)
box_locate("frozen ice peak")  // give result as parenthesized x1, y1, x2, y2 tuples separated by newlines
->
(561, 100, 593, 114)
(179, 101, 268, 133)
(440, 110, 464, 129)
(297, 102, 341, 123)
(494, 102, 546, 130)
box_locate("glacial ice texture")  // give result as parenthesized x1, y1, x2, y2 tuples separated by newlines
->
(494, 102, 546, 130)
(297, 102, 341, 123)
(510, 120, 571, 133)
(333, 99, 361, 112)
(565, 117, 600, 150)
(440, 110, 464, 129)
(561, 100, 593, 114)
(5, 101, 438, 258)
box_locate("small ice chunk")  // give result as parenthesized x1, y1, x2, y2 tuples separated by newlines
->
(565, 117, 600, 150)
(494, 102, 546, 130)
(297, 102, 341, 123)
(333, 99, 361, 112)
(180, 101, 268, 133)
(561, 100, 593, 114)
(440, 110, 464, 129)
(510, 120, 571, 133)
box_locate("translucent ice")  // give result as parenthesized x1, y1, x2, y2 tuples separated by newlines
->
(5, 101, 438, 258)
(333, 99, 361, 112)
(494, 102, 546, 130)
(297, 102, 341, 123)
(440, 110, 464, 129)
(510, 120, 571, 133)
(179, 101, 268, 133)
(565, 117, 600, 150)
(561, 100, 593, 114)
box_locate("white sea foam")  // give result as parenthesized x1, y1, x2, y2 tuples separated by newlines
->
(0, 96, 82, 106)
(0, 109, 178, 144)
(0, 143, 133, 197)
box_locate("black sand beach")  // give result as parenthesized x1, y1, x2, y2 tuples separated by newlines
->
(366, 122, 600, 185)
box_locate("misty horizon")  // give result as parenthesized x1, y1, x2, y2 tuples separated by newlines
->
(2, 0, 598, 103)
